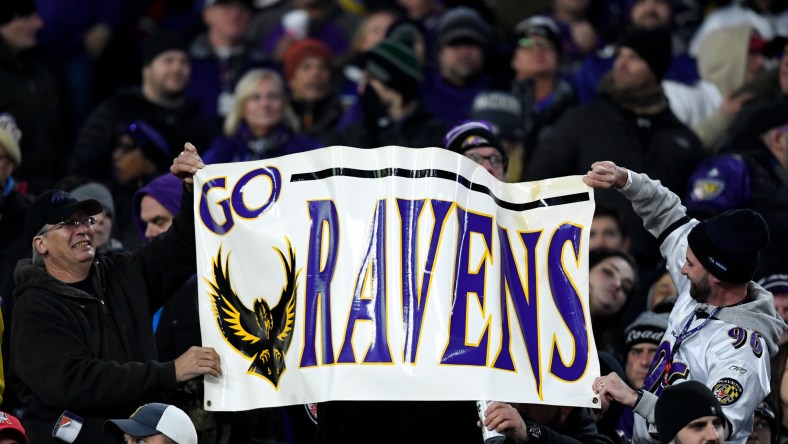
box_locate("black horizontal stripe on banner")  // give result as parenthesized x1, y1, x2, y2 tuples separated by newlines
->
(290, 167, 590, 211)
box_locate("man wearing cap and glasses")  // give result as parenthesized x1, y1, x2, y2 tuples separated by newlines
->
(9, 143, 221, 444)
(585, 160, 786, 444)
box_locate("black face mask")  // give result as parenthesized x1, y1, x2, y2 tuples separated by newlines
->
(360, 85, 390, 130)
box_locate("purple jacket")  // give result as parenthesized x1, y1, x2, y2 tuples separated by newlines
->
(36, 0, 134, 55)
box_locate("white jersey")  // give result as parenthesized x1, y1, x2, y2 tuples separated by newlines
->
(620, 171, 782, 444)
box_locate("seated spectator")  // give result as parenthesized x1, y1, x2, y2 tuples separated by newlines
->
(339, 10, 399, 109)
(333, 39, 445, 149)
(421, 7, 492, 124)
(748, 400, 778, 444)
(187, 0, 268, 124)
(468, 91, 526, 182)
(665, 25, 770, 150)
(654, 381, 726, 444)
(479, 401, 613, 444)
(589, 205, 629, 252)
(0, 410, 28, 444)
(104, 402, 196, 444)
(572, 0, 699, 103)
(525, 27, 704, 269)
(202, 68, 322, 164)
(70, 182, 124, 256)
(260, 0, 360, 62)
(758, 274, 788, 345)
(0, 113, 29, 302)
(587, 248, 638, 354)
(616, 311, 669, 442)
(0, 114, 29, 408)
(0, 0, 60, 192)
(511, 16, 577, 154)
(70, 32, 217, 183)
(9, 143, 221, 443)
(444, 121, 508, 181)
(685, 99, 788, 279)
(132, 173, 182, 243)
(111, 119, 177, 249)
(283, 38, 344, 142)
(546, 0, 600, 75)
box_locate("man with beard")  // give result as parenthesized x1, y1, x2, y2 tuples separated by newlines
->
(420, 6, 492, 124)
(585, 160, 787, 444)
(524, 27, 704, 271)
(68, 32, 217, 183)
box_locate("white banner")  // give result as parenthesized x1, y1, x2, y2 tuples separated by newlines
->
(194, 146, 599, 411)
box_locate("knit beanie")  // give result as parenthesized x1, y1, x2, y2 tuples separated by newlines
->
(687, 209, 769, 283)
(624, 311, 668, 351)
(470, 92, 524, 140)
(0, 113, 22, 167)
(283, 38, 332, 81)
(436, 6, 491, 49)
(132, 173, 183, 242)
(444, 121, 508, 170)
(71, 183, 116, 220)
(655, 381, 727, 444)
(364, 39, 421, 101)
(0, 0, 35, 26)
(126, 120, 173, 171)
(143, 31, 188, 66)
(758, 274, 788, 295)
(619, 27, 672, 80)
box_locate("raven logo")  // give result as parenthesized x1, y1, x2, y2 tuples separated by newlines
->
(206, 239, 300, 388)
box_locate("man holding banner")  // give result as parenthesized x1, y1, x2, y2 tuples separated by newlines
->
(10, 143, 221, 443)
(586, 161, 786, 444)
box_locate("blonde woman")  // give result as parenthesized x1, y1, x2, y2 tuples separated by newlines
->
(202, 68, 321, 164)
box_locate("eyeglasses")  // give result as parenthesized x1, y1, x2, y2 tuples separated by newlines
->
(466, 153, 504, 168)
(517, 37, 554, 51)
(38, 216, 97, 235)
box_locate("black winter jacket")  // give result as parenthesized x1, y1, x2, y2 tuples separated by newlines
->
(69, 87, 217, 182)
(524, 98, 704, 267)
(9, 187, 195, 443)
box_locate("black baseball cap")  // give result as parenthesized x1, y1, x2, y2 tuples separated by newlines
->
(25, 190, 103, 242)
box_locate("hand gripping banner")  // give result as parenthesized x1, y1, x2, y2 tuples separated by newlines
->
(194, 146, 599, 411)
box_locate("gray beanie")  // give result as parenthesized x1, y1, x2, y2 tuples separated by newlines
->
(71, 183, 115, 219)
(624, 311, 669, 351)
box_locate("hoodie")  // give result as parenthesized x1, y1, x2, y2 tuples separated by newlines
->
(132, 173, 183, 243)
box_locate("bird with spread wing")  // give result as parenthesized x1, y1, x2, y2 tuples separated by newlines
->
(206, 239, 300, 388)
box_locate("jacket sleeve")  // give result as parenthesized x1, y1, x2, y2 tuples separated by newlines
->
(132, 185, 196, 311)
(11, 293, 177, 413)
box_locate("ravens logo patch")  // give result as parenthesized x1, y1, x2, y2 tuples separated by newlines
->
(712, 378, 743, 406)
(690, 179, 724, 201)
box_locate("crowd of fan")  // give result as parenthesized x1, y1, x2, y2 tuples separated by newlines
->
(1, 0, 788, 442)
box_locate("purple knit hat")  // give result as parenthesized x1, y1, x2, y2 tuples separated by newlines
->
(132, 173, 183, 242)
